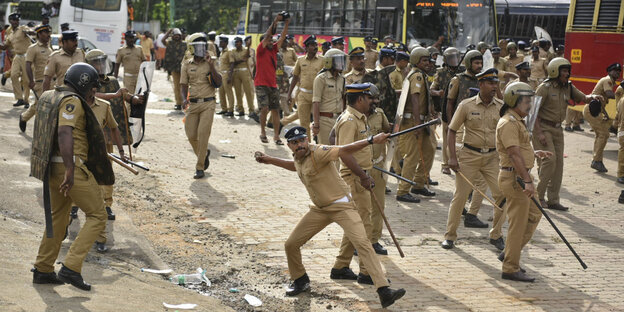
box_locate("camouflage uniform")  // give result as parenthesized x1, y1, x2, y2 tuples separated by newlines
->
(98, 76, 133, 145)
(276, 52, 291, 113)
(163, 40, 187, 107)
(362, 65, 398, 123)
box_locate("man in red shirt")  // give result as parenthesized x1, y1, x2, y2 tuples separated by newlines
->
(255, 13, 290, 145)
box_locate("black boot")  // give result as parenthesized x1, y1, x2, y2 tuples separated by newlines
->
(95, 241, 108, 253)
(411, 187, 435, 196)
(372, 242, 388, 255)
(590, 161, 608, 173)
(105, 206, 115, 220)
(396, 193, 420, 203)
(19, 114, 26, 132)
(619, 190, 624, 204)
(194, 170, 205, 179)
(330, 267, 357, 280)
(498, 252, 526, 273)
(489, 237, 505, 250)
(58, 264, 91, 290)
(377, 286, 406, 308)
(204, 149, 211, 170)
(464, 213, 488, 228)
(32, 268, 64, 284)
(285, 273, 310, 296)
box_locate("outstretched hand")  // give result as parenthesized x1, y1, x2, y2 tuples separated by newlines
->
(255, 151, 269, 164)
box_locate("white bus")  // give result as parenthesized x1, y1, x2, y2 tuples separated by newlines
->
(14, 0, 127, 63)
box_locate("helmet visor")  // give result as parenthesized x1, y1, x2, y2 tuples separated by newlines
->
(445, 52, 460, 67)
(331, 54, 347, 71)
(191, 42, 207, 58)
(87, 55, 109, 76)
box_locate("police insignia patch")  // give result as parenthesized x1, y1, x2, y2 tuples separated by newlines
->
(322, 146, 330, 150)
(65, 103, 75, 112)
(417, 76, 422, 81)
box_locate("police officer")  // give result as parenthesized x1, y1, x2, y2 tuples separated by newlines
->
(395, 47, 435, 203)
(331, 36, 345, 51)
(43, 31, 85, 92)
(312, 48, 346, 144)
(321, 41, 331, 55)
(245, 35, 256, 77)
(504, 42, 524, 73)
(160, 28, 187, 110)
(529, 46, 548, 82)
(0, 13, 34, 107)
(389, 51, 409, 93)
(279, 36, 298, 67)
(442, 68, 506, 250)
(377, 48, 395, 70)
(255, 126, 405, 308)
(217, 36, 235, 116)
(229, 36, 256, 116)
(584, 63, 621, 173)
(431, 47, 461, 175)
(31, 63, 110, 290)
(496, 82, 552, 282)
(180, 33, 221, 179)
(86, 49, 143, 223)
(364, 36, 379, 70)
(510, 61, 539, 90)
(614, 81, 624, 184)
(366, 85, 391, 255)
(114, 30, 146, 94)
(282, 35, 323, 135)
(533, 58, 603, 211)
(345, 47, 369, 85)
(19, 24, 52, 132)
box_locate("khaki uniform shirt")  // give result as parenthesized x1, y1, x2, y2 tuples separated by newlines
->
(494, 58, 508, 72)
(615, 85, 624, 107)
(592, 75, 615, 106)
(45, 48, 86, 86)
(389, 66, 404, 91)
(229, 48, 250, 69)
(536, 80, 586, 123)
(510, 77, 539, 91)
(364, 49, 378, 70)
(313, 71, 344, 113)
(91, 98, 118, 130)
(294, 144, 352, 210)
(614, 88, 624, 131)
(116, 45, 146, 75)
(530, 57, 548, 80)
(335, 105, 372, 174)
(219, 48, 231, 72)
(5, 25, 31, 54)
(368, 107, 390, 164)
(293, 54, 323, 91)
(449, 95, 503, 149)
(496, 109, 534, 168)
(26, 41, 52, 82)
(505, 55, 524, 72)
(280, 47, 298, 67)
(55, 96, 88, 161)
(344, 68, 369, 85)
(180, 57, 217, 99)
(140, 36, 153, 58)
(406, 69, 429, 116)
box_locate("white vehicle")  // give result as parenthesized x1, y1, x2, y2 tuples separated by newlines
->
(14, 0, 127, 63)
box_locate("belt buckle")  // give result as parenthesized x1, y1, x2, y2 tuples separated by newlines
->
(481, 148, 488, 153)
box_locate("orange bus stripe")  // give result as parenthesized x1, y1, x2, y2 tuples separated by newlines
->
(570, 77, 600, 83)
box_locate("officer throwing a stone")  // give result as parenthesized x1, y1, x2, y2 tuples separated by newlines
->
(255, 126, 406, 308)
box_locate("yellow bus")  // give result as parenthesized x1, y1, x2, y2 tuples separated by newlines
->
(244, 0, 498, 52)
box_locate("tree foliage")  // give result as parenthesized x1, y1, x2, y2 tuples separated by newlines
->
(131, 0, 245, 33)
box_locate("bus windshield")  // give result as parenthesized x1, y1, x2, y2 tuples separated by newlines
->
(70, 0, 121, 11)
(406, 0, 496, 49)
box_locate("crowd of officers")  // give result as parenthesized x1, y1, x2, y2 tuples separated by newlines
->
(10, 9, 624, 304)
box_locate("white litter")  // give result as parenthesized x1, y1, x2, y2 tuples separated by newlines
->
(140, 268, 173, 274)
(219, 139, 231, 143)
(162, 302, 197, 309)
(244, 294, 262, 307)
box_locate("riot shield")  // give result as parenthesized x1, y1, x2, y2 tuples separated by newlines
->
(130, 61, 155, 148)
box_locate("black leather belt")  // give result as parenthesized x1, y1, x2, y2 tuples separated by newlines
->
(464, 143, 496, 153)
(189, 97, 215, 103)
(500, 166, 514, 171)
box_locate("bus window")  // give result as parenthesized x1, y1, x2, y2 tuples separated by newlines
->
(597, 0, 620, 26)
(70, 0, 121, 11)
(572, 0, 594, 26)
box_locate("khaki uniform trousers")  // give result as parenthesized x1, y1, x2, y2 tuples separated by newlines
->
(499, 170, 542, 273)
(397, 119, 435, 194)
(583, 105, 611, 162)
(232, 69, 255, 113)
(11, 54, 30, 102)
(334, 174, 373, 269)
(172, 71, 182, 106)
(455, 127, 486, 211)
(281, 92, 313, 135)
(123, 73, 138, 94)
(35, 163, 107, 273)
(22, 81, 43, 122)
(185, 99, 216, 170)
(442, 121, 450, 169)
(618, 134, 624, 178)
(218, 72, 235, 112)
(285, 204, 389, 288)
(370, 165, 386, 243)
(96, 145, 115, 244)
(444, 148, 505, 241)
(318, 115, 336, 145)
(532, 123, 564, 205)
(564, 107, 583, 127)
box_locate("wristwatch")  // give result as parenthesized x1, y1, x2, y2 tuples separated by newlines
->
(367, 135, 374, 144)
